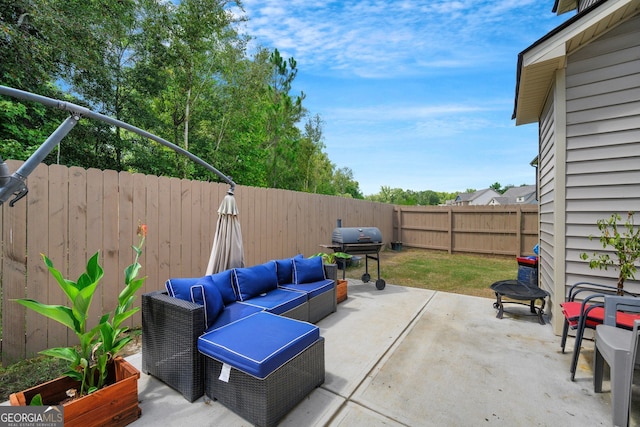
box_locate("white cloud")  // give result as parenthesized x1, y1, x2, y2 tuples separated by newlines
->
(326, 104, 489, 122)
(238, 0, 562, 194)
(240, 0, 558, 78)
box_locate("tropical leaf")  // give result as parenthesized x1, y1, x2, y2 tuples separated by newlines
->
(29, 394, 43, 406)
(39, 347, 79, 363)
(110, 336, 132, 355)
(41, 254, 80, 303)
(112, 308, 139, 329)
(13, 299, 79, 332)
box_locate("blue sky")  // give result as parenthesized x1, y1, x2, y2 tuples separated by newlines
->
(238, 1, 569, 195)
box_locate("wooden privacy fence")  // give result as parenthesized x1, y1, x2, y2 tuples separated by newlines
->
(0, 161, 539, 363)
(0, 161, 393, 363)
(394, 205, 539, 256)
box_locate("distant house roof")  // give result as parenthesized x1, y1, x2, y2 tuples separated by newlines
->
(489, 185, 538, 205)
(455, 192, 474, 202)
(489, 196, 510, 205)
(454, 188, 501, 205)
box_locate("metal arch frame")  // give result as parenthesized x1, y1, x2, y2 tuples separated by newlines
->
(0, 85, 236, 206)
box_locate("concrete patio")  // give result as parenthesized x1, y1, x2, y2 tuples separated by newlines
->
(123, 279, 638, 426)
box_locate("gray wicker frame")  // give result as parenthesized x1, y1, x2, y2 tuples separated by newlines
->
(280, 301, 309, 322)
(281, 264, 337, 323)
(204, 338, 325, 427)
(142, 291, 206, 402)
(142, 290, 321, 402)
(308, 286, 337, 323)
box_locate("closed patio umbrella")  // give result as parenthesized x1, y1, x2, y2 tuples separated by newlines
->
(206, 191, 244, 275)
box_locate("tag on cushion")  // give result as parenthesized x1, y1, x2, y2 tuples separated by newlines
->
(219, 363, 231, 382)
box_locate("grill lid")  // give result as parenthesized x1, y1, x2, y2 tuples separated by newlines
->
(332, 227, 382, 245)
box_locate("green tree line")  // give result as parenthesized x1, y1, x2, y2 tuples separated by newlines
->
(365, 186, 458, 206)
(0, 0, 363, 198)
(365, 182, 523, 205)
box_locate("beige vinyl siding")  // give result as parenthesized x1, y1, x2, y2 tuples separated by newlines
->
(564, 13, 640, 292)
(538, 93, 556, 302)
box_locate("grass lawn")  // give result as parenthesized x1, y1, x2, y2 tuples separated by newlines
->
(343, 247, 519, 299)
(1, 248, 520, 402)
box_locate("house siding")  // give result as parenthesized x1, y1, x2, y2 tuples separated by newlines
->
(564, 13, 640, 291)
(539, 92, 557, 305)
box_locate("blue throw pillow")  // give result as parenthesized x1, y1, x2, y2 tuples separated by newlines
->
(293, 256, 326, 284)
(208, 269, 237, 304)
(165, 277, 200, 301)
(275, 258, 294, 284)
(233, 261, 278, 301)
(166, 276, 224, 328)
(193, 276, 225, 328)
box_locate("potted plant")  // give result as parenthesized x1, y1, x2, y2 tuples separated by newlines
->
(9, 224, 147, 427)
(312, 251, 353, 271)
(580, 212, 640, 295)
(311, 252, 352, 303)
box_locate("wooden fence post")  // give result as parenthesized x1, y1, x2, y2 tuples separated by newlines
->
(516, 206, 522, 256)
(448, 207, 453, 254)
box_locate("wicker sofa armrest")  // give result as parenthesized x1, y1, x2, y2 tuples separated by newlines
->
(142, 290, 206, 402)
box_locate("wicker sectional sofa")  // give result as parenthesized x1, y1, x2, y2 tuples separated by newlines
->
(141, 255, 335, 426)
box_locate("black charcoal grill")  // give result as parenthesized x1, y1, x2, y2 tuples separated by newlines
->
(325, 226, 385, 290)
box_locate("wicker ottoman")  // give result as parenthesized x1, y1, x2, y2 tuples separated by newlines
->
(198, 312, 325, 427)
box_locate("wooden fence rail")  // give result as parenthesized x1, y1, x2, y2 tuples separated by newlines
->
(394, 205, 539, 256)
(1, 161, 538, 363)
(0, 161, 393, 363)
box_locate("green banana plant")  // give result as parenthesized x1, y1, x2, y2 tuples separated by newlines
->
(312, 251, 352, 265)
(13, 224, 147, 399)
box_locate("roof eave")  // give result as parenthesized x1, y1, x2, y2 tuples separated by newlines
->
(513, 0, 638, 125)
(553, 0, 579, 14)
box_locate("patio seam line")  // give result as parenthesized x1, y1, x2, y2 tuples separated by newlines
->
(321, 290, 438, 426)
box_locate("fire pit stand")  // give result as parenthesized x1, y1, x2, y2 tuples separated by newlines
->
(490, 279, 549, 325)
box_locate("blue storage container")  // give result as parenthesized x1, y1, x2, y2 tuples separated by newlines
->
(516, 256, 538, 287)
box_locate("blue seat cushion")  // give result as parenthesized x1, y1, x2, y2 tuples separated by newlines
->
(206, 301, 263, 332)
(241, 288, 306, 315)
(233, 261, 278, 301)
(279, 279, 334, 299)
(293, 256, 326, 284)
(207, 269, 237, 305)
(198, 311, 320, 379)
(166, 277, 224, 328)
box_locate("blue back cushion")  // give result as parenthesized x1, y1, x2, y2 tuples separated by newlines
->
(166, 276, 224, 328)
(274, 254, 303, 284)
(165, 277, 199, 301)
(293, 256, 326, 284)
(193, 276, 225, 327)
(233, 261, 278, 301)
(208, 269, 238, 304)
(275, 258, 294, 285)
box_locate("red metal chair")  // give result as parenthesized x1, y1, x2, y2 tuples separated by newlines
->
(560, 282, 639, 381)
